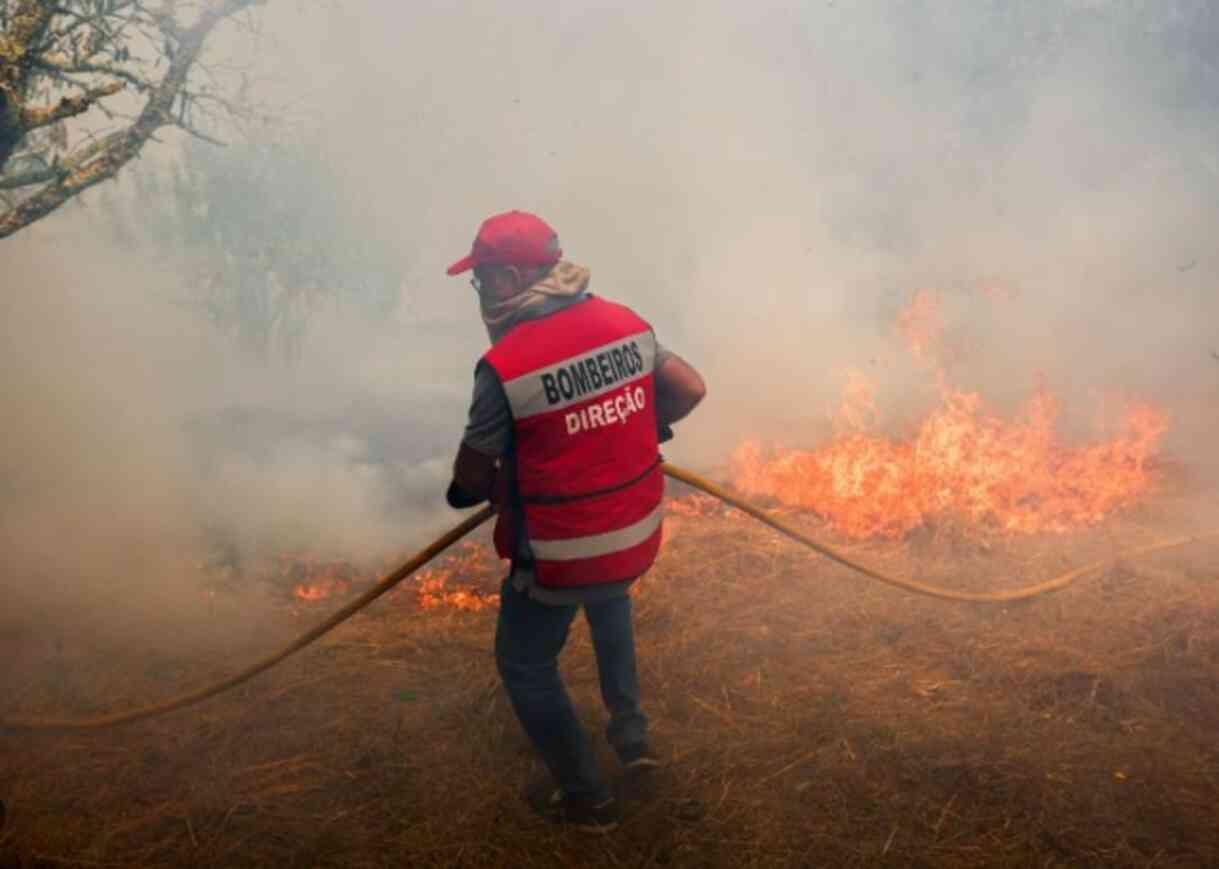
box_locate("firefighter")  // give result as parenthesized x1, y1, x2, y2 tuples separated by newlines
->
(445, 210, 706, 833)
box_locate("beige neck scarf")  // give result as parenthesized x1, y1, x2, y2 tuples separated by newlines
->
(481, 260, 591, 342)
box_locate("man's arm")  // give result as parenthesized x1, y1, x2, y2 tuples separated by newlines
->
(655, 353, 706, 428)
(448, 442, 498, 507)
(447, 363, 511, 508)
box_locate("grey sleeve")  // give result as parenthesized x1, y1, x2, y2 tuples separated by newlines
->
(461, 361, 513, 456)
(654, 340, 674, 369)
(652, 339, 677, 443)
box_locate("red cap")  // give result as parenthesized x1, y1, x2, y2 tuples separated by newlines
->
(446, 210, 562, 276)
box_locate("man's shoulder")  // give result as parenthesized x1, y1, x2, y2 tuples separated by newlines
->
(583, 295, 653, 329)
(484, 295, 654, 371)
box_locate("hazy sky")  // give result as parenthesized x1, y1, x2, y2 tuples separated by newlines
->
(3, 1, 1217, 607)
(260, 1, 1218, 455)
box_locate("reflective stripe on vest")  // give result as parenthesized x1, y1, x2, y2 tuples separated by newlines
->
(501, 333, 657, 422)
(481, 296, 665, 588)
(529, 501, 664, 561)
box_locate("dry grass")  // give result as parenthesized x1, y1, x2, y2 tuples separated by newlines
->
(3, 474, 1219, 868)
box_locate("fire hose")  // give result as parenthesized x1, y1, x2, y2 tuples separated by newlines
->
(2, 462, 1213, 733)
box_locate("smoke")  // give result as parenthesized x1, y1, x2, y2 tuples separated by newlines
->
(3, 1, 1218, 630)
(0, 235, 214, 650)
(254, 1, 1218, 465)
(0, 226, 465, 636)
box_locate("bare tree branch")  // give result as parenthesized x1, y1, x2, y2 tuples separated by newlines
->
(20, 78, 122, 129)
(0, 2, 58, 159)
(0, 162, 64, 188)
(35, 55, 153, 90)
(0, 0, 266, 239)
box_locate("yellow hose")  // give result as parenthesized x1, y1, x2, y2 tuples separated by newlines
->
(662, 463, 1216, 603)
(0, 505, 494, 732)
(1, 463, 1211, 732)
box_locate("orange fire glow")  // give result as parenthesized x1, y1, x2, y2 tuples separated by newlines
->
(729, 291, 1169, 540)
(412, 542, 499, 611)
(284, 289, 1170, 605)
(896, 288, 944, 367)
(288, 558, 356, 602)
(287, 542, 499, 611)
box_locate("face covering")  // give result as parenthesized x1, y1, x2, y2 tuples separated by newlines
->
(480, 260, 591, 342)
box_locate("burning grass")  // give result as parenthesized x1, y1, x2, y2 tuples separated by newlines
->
(4, 472, 1219, 868)
(732, 289, 1169, 541)
(285, 542, 501, 614)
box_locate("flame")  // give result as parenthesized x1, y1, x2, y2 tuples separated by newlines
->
(415, 573, 498, 611)
(289, 558, 356, 602)
(293, 580, 351, 602)
(285, 541, 500, 612)
(835, 369, 879, 433)
(729, 291, 1170, 540)
(411, 542, 499, 611)
(732, 383, 1167, 540)
(896, 289, 944, 367)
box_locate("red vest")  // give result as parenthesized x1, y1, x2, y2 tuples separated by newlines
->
(481, 296, 664, 588)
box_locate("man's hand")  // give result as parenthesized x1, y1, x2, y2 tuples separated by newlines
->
(447, 442, 498, 508)
(655, 354, 707, 428)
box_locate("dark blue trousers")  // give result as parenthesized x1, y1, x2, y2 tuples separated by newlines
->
(495, 576, 648, 800)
